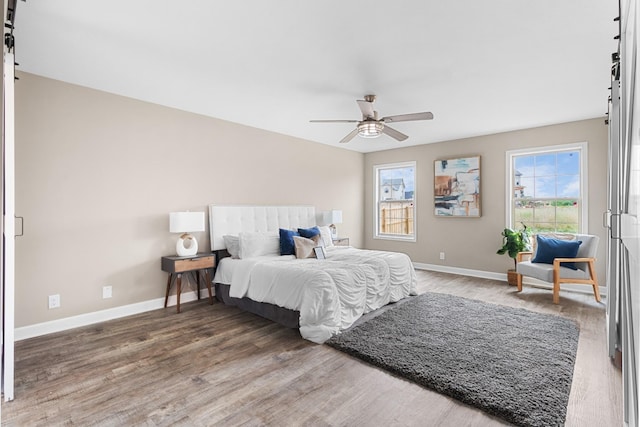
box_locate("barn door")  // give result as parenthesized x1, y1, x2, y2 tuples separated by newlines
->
(1, 49, 16, 402)
(615, 1, 639, 425)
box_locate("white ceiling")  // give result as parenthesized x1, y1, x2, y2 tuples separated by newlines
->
(12, 1, 618, 153)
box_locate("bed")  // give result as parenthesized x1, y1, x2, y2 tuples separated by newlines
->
(209, 205, 417, 343)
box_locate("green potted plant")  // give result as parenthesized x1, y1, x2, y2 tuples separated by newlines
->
(497, 224, 531, 285)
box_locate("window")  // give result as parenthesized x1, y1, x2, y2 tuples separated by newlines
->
(506, 143, 587, 234)
(374, 162, 416, 241)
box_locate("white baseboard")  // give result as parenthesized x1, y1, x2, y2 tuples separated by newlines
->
(17, 264, 606, 341)
(413, 262, 607, 298)
(15, 289, 212, 341)
(413, 263, 505, 281)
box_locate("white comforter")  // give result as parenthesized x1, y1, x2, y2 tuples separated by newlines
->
(213, 246, 417, 343)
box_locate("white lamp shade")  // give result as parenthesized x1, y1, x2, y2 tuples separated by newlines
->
(330, 210, 343, 224)
(170, 212, 205, 233)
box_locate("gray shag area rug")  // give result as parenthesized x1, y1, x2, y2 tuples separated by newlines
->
(326, 292, 579, 427)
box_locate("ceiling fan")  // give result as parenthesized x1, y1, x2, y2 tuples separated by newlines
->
(310, 95, 434, 144)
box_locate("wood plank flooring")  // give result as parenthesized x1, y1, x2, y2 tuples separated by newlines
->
(2, 270, 622, 426)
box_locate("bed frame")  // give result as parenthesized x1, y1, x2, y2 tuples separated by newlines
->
(209, 205, 320, 328)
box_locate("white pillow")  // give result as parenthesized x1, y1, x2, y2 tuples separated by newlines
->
(222, 235, 240, 258)
(318, 225, 334, 247)
(238, 231, 280, 259)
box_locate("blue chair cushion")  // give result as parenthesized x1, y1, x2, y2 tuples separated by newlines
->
(532, 235, 582, 270)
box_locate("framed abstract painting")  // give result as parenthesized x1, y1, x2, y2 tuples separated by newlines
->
(434, 156, 481, 217)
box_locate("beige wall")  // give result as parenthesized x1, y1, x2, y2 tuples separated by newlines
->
(15, 71, 608, 329)
(14, 72, 364, 327)
(363, 118, 609, 283)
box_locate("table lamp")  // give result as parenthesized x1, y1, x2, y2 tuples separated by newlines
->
(170, 211, 205, 256)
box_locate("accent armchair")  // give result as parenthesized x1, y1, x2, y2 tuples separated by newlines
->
(516, 233, 600, 304)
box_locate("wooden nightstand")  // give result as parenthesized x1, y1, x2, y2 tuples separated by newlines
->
(332, 237, 350, 246)
(161, 253, 215, 313)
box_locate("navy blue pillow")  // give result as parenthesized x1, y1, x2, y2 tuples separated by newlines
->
(298, 226, 320, 239)
(279, 228, 299, 255)
(532, 235, 582, 270)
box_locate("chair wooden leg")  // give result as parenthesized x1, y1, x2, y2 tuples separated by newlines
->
(589, 260, 601, 302)
(553, 269, 560, 304)
(516, 272, 523, 292)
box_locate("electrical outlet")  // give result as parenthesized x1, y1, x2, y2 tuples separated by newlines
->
(48, 294, 60, 309)
(439, 252, 446, 260)
(102, 286, 112, 299)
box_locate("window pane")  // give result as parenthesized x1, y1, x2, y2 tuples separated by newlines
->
(518, 176, 535, 198)
(533, 204, 556, 225)
(513, 205, 532, 224)
(556, 203, 579, 228)
(379, 202, 414, 235)
(556, 151, 580, 175)
(514, 156, 534, 175)
(379, 166, 414, 201)
(556, 175, 580, 198)
(534, 176, 556, 198)
(534, 154, 556, 176)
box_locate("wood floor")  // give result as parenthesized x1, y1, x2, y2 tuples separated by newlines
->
(2, 270, 622, 426)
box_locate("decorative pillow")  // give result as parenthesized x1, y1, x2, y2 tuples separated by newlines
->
(298, 226, 321, 239)
(531, 232, 575, 255)
(238, 231, 280, 259)
(318, 225, 334, 247)
(222, 235, 240, 259)
(279, 228, 300, 255)
(532, 235, 582, 270)
(293, 235, 320, 259)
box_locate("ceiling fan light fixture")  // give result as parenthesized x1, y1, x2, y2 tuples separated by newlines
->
(358, 121, 384, 138)
(310, 96, 433, 144)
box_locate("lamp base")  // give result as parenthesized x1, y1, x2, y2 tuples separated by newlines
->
(176, 233, 198, 257)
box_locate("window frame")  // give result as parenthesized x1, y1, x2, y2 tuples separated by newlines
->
(373, 161, 417, 242)
(505, 142, 588, 233)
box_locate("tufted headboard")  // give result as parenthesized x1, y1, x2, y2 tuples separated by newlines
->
(208, 205, 318, 251)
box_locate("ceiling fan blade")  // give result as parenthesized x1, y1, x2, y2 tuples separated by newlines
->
(340, 128, 360, 143)
(357, 100, 375, 119)
(310, 119, 359, 123)
(382, 125, 409, 141)
(381, 112, 434, 123)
